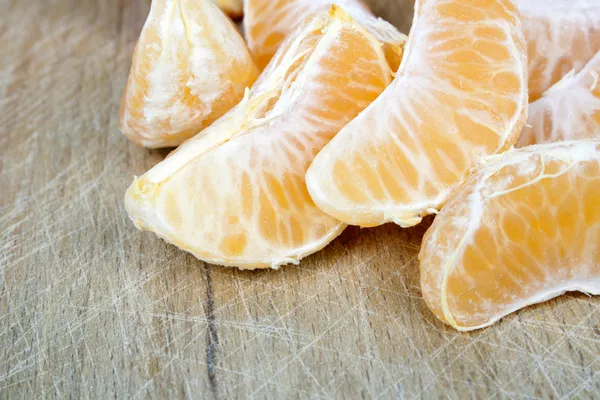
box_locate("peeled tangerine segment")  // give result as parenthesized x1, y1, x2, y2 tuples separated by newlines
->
(518, 51, 600, 147)
(306, 0, 528, 228)
(518, 0, 600, 102)
(244, 0, 407, 70)
(120, 0, 258, 148)
(124, 8, 397, 269)
(419, 140, 600, 331)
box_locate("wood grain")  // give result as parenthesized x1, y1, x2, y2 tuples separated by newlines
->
(1, 0, 599, 398)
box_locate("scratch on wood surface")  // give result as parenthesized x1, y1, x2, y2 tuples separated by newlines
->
(204, 264, 219, 398)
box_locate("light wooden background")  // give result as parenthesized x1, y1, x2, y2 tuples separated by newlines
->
(1, 0, 599, 398)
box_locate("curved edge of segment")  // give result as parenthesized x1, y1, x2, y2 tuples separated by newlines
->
(306, 157, 447, 229)
(125, 177, 348, 270)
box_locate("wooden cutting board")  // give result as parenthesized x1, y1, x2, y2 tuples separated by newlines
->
(1, 0, 599, 398)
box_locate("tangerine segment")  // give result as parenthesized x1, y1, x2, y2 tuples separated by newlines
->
(306, 0, 528, 228)
(518, 51, 600, 147)
(518, 0, 600, 102)
(120, 0, 258, 149)
(124, 8, 398, 269)
(215, 0, 243, 18)
(244, 0, 407, 70)
(419, 140, 600, 331)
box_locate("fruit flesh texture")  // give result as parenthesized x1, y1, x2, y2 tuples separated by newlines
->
(518, 51, 600, 147)
(120, 0, 258, 148)
(306, 0, 527, 228)
(419, 140, 600, 331)
(244, 0, 407, 71)
(215, 0, 243, 19)
(124, 9, 397, 269)
(517, 0, 600, 102)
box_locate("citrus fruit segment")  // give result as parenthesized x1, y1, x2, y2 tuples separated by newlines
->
(419, 140, 600, 331)
(244, 0, 407, 70)
(306, 0, 528, 228)
(518, 0, 600, 102)
(119, 0, 258, 148)
(518, 51, 600, 147)
(215, 0, 243, 18)
(124, 8, 398, 269)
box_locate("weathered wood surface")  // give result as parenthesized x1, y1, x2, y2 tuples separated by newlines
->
(1, 0, 599, 398)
